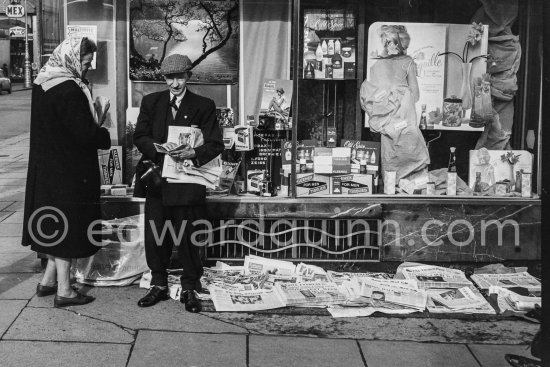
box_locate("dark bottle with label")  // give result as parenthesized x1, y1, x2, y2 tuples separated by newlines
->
(419, 104, 427, 130)
(448, 147, 457, 172)
(304, 61, 315, 79)
(473, 172, 482, 192)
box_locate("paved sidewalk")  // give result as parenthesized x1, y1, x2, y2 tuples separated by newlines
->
(0, 133, 540, 367)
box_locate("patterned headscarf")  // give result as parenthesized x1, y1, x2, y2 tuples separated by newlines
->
(34, 37, 97, 122)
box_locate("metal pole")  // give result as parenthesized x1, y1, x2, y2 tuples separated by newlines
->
(23, 0, 31, 88)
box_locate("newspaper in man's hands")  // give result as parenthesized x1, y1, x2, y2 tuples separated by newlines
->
(154, 142, 187, 154)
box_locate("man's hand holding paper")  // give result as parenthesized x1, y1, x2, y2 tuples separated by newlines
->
(168, 144, 196, 161)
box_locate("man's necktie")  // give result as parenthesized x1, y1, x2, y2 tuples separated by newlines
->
(170, 95, 179, 111)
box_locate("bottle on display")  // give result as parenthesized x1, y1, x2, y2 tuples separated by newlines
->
(321, 40, 328, 55)
(448, 147, 457, 172)
(335, 39, 341, 54)
(473, 172, 482, 193)
(327, 40, 335, 55)
(370, 151, 376, 164)
(419, 104, 427, 129)
(304, 61, 314, 79)
(299, 149, 307, 173)
(332, 52, 342, 69)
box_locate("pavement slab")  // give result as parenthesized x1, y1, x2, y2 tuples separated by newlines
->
(359, 340, 479, 367)
(28, 285, 249, 334)
(3, 201, 24, 211)
(0, 273, 42, 299)
(0, 201, 15, 211)
(468, 344, 536, 367)
(3, 306, 135, 343)
(0, 340, 131, 367)
(0, 222, 23, 236)
(249, 335, 364, 367)
(0, 236, 28, 254)
(128, 330, 246, 367)
(0, 300, 27, 337)
(1, 211, 23, 224)
(0, 252, 41, 273)
(205, 313, 538, 344)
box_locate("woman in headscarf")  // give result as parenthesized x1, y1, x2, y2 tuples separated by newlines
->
(22, 37, 111, 307)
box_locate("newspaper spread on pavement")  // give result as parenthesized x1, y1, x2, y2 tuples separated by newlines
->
(429, 287, 487, 310)
(358, 278, 427, 311)
(275, 282, 348, 307)
(395, 263, 472, 289)
(209, 286, 286, 312)
(488, 286, 541, 312)
(471, 272, 541, 292)
(426, 288, 496, 314)
(326, 271, 392, 285)
(244, 255, 296, 276)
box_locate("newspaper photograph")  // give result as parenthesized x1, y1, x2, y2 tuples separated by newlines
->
(295, 263, 329, 282)
(244, 255, 296, 276)
(471, 272, 541, 292)
(209, 286, 286, 312)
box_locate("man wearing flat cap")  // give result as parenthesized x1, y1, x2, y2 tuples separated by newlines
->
(133, 54, 224, 312)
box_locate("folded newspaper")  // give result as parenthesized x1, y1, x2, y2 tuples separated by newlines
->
(358, 278, 427, 311)
(162, 126, 223, 189)
(275, 282, 348, 307)
(244, 255, 296, 276)
(209, 286, 286, 312)
(429, 287, 486, 310)
(489, 286, 541, 312)
(471, 272, 541, 293)
(395, 263, 472, 289)
(426, 288, 496, 314)
(327, 271, 392, 285)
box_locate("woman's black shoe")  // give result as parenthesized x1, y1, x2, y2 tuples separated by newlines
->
(36, 283, 57, 297)
(137, 286, 169, 307)
(180, 290, 202, 313)
(54, 292, 95, 307)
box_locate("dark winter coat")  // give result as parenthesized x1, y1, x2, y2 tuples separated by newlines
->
(133, 89, 224, 206)
(22, 81, 111, 258)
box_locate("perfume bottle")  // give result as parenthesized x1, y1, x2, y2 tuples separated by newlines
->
(419, 104, 427, 130)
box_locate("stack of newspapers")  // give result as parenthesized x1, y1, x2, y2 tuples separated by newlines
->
(274, 282, 348, 307)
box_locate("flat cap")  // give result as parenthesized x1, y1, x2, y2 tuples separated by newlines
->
(160, 54, 193, 75)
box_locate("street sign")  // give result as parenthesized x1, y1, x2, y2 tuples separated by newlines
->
(8, 26, 25, 38)
(6, 4, 24, 17)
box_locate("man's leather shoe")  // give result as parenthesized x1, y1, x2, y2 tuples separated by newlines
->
(137, 286, 169, 307)
(36, 283, 57, 297)
(54, 292, 95, 307)
(180, 290, 202, 313)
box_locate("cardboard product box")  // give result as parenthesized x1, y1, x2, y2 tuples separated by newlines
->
(295, 173, 331, 197)
(340, 140, 380, 174)
(326, 127, 337, 147)
(234, 126, 254, 151)
(330, 174, 373, 196)
(246, 169, 264, 193)
(344, 62, 356, 79)
(313, 147, 351, 174)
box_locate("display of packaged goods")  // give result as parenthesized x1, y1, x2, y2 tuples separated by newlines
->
(246, 169, 265, 193)
(468, 150, 533, 189)
(340, 140, 380, 174)
(313, 147, 352, 174)
(330, 174, 373, 196)
(471, 272, 541, 293)
(294, 173, 331, 196)
(234, 125, 254, 151)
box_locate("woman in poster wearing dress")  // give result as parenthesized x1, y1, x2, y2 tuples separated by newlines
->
(360, 25, 429, 182)
(268, 87, 287, 116)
